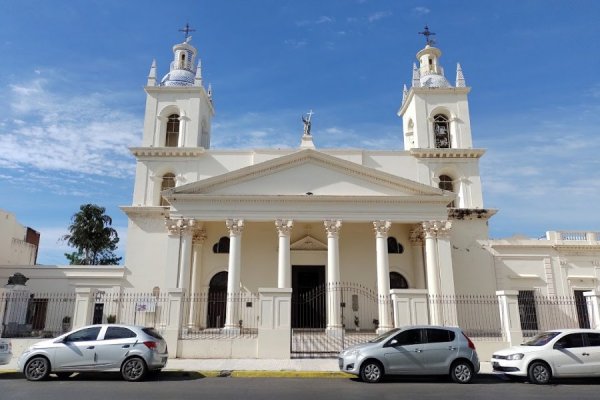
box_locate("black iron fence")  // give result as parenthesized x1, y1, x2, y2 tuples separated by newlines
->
(0, 292, 75, 338)
(517, 293, 590, 337)
(179, 292, 259, 339)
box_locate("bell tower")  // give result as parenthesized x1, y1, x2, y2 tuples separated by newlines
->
(141, 25, 214, 149)
(398, 26, 473, 151)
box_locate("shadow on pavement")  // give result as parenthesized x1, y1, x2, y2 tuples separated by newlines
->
(0, 371, 206, 381)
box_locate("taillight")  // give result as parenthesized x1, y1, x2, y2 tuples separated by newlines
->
(462, 332, 476, 350)
(143, 341, 157, 350)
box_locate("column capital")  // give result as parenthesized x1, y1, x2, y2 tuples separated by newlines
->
(409, 226, 424, 245)
(275, 219, 294, 236)
(373, 220, 392, 237)
(226, 218, 245, 236)
(192, 229, 207, 244)
(421, 220, 452, 238)
(323, 219, 342, 237)
(165, 218, 196, 235)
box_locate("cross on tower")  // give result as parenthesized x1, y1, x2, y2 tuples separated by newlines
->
(418, 25, 436, 46)
(179, 23, 196, 40)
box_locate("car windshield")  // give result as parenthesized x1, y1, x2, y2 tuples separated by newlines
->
(523, 331, 561, 346)
(368, 328, 401, 343)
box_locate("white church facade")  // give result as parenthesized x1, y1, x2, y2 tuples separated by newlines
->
(2, 30, 599, 359)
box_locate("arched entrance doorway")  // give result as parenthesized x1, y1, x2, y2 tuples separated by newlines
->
(207, 271, 227, 328)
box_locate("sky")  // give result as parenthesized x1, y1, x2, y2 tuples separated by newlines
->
(1, 0, 599, 265)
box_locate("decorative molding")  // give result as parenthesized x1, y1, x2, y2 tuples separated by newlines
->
(290, 235, 327, 251)
(275, 219, 294, 236)
(410, 148, 485, 159)
(448, 208, 498, 221)
(165, 218, 196, 235)
(373, 220, 392, 237)
(409, 226, 424, 245)
(130, 147, 206, 158)
(422, 220, 452, 238)
(120, 206, 169, 217)
(324, 219, 342, 237)
(192, 229, 207, 244)
(226, 218, 244, 235)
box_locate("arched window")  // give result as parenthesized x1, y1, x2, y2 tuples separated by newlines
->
(390, 272, 409, 289)
(438, 175, 455, 207)
(387, 237, 404, 254)
(159, 173, 175, 206)
(212, 237, 230, 254)
(433, 114, 450, 148)
(165, 114, 180, 147)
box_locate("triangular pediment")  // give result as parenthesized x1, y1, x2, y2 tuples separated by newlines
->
(167, 149, 445, 198)
(290, 235, 328, 251)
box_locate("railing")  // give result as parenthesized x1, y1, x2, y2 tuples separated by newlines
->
(94, 292, 171, 330)
(559, 231, 588, 241)
(518, 295, 589, 337)
(428, 294, 502, 340)
(179, 292, 259, 339)
(0, 292, 76, 338)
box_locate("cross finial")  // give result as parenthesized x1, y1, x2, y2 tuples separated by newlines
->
(418, 25, 436, 46)
(179, 23, 196, 40)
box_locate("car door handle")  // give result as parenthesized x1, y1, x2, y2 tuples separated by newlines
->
(122, 345, 130, 348)
(413, 349, 422, 353)
(448, 347, 457, 351)
(582, 352, 590, 356)
(87, 346, 95, 349)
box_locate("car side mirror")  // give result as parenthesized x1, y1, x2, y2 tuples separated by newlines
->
(385, 339, 398, 347)
(554, 342, 564, 350)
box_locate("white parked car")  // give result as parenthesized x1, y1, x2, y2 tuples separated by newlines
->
(18, 324, 168, 381)
(0, 338, 12, 365)
(492, 329, 600, 384)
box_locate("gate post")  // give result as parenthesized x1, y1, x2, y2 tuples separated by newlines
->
(584, 291, 600, 329)
(496, 290, 523, 346)
(73, 288, 95, 329)
(164, 288, 184, 359)
(258, 288, 292, 359)
(390, 289, 429, 326)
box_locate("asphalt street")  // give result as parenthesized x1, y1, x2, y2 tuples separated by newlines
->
(1, 372, 600, 400)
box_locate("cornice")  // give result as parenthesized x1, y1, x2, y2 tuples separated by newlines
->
(398, 87, 471, 116)
(130, 147, 206, 158)
(448, 208, 498, 221)
(120, 206, 170, 217)
(410, 148, 486, 159)
(166, 194, 452, 205)
(553, 244, 600, 253)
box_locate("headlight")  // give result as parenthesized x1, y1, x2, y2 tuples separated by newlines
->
(343, 349, 359, 357)
(507, 353, 524, 360)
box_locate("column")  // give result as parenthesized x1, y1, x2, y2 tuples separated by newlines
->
(409, 228, 426, 289)
(177, 219, 195, 291)
(422, 221, 441, 325)
(187, 229, 207, 329)
(324, 219, 343, 336)
(373, 220, 393, 333)
(224, 218, 244, 332)
(275, 219, 293, 288)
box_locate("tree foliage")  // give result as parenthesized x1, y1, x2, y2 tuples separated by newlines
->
(62, 204, 122, 265)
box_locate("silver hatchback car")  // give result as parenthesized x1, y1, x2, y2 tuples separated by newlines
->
(338, 325, 480, 383)
(18, 324, 168, 382)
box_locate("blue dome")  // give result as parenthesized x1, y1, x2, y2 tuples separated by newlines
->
(160, 69, 195, 87)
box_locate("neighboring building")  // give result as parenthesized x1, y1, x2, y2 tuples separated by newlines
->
(0, 209, 39, 266)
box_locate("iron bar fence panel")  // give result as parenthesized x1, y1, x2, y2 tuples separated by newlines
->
(179, 292, 259, 339)
(0, 292, 76, 338)
(96, 292, 170, 332)
(519, 294, 589, 337)
(428, 294, 502, 340)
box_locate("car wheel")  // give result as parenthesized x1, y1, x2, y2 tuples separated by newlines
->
(360, 360, 384, 383)
(450, 360, 474, 384)
(121, 357, 147, 382)
(24, 356, 50, 381)
(54, 372, 72, 379)
(528, 361, 551, 384)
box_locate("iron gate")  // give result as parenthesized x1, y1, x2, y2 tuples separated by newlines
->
(291, 283, 391, 358)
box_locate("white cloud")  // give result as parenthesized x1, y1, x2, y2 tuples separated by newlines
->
(0, 77, 141, 181)
(412, 7, 431, 16)
(316, 16, 334, 24)
(368, 11, 392, 23)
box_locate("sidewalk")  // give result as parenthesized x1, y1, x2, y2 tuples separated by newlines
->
(0, 357, 493, 377)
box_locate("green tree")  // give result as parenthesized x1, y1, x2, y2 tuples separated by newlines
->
(62, 204, 122, 265)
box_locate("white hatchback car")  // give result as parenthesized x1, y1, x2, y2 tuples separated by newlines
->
(492, 329, 600, 384)
(18, 324, 168, 381)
